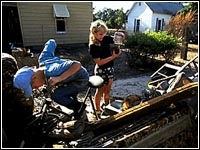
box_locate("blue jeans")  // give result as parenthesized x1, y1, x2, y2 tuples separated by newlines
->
(51, 84, 84, 111)
(39, 39, 89, 112)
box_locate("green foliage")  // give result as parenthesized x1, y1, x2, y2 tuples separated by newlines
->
(124, 31, 180, 67)
(93, 8, 127, 29)
(179, 2, 198, 15)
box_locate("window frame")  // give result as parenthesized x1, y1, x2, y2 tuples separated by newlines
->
(55, 17, 66, 34)
(53, 4, 70, 34)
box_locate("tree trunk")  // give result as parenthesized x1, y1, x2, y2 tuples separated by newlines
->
(181, 27, 189, 60)
(181, 41, 188, 60)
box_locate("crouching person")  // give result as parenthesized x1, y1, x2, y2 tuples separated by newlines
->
(13, 39, 89, 120)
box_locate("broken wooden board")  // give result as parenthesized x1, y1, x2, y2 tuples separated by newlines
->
(86, 82, 198, 134)
(128, 114, 193, 148)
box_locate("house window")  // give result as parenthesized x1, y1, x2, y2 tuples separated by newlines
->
(134, 19, 140, 32)
(53, 4, 70, 33)
(56, 18, 66, 32)
(155, 18, 164, 32)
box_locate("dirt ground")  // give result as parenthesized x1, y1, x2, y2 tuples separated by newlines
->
(8, 43, 198, 148)
(12, 43, 198, 99)
(13, 44, 198, 76)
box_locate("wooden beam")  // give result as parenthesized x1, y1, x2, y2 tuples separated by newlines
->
(129, 115, 192, 148)
(88, 82, 198, 134)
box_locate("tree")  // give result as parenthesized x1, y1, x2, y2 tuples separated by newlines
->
(166, 2, 198, 60)
(93, 8, 127, 29)
(179, 2, 198, 15)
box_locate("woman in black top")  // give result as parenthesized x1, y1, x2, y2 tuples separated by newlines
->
(88, 20, 125, 116)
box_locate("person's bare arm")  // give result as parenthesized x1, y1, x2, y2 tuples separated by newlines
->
(94, 50, 121, 66)
(48, 62, 81, 86)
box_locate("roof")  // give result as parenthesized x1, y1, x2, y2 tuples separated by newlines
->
(127, 2, 184, 16)
(146, 2, 184, 15)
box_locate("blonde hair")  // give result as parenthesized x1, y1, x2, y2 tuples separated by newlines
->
(89, 20, 108, 46)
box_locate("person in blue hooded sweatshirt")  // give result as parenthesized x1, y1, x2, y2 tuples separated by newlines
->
(13, 39, 89, 120)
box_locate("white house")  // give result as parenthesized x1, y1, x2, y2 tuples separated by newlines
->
(126, 2, 184, 35)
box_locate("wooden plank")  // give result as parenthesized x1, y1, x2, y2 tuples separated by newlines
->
(148, 74, 177, 85)
(129, 115, 192, 148)
(87, 82, 198, 134)
(165, 63, 182, 71)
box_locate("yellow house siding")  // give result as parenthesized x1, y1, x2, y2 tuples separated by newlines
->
(17, 2, 92, 47)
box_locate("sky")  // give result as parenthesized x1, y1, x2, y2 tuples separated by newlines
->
(92, 1, 134, 13)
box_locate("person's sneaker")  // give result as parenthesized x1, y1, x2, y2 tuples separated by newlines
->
(96, 110, 103, 119)
(101, 103, 106, 110)
(96, 110, 102, 115)
(96, 109, 110, 119)
(101, 110, 110, 119)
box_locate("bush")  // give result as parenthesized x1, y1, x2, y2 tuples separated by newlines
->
(124, 31, 180, 67)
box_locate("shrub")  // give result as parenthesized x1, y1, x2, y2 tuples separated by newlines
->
(124, 31, 180, 67)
